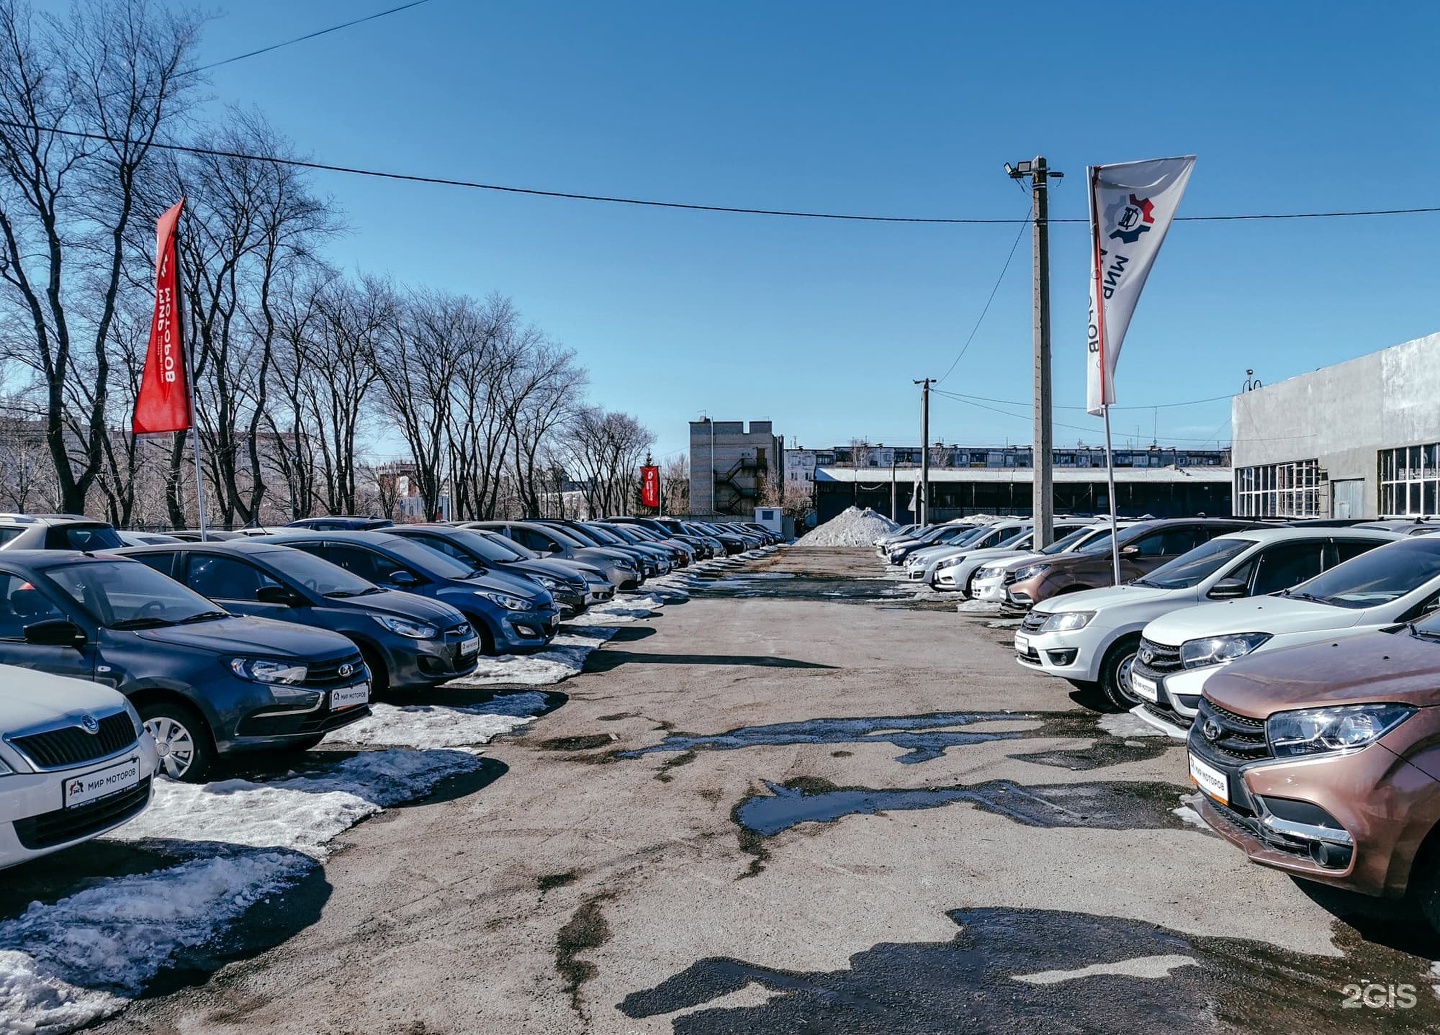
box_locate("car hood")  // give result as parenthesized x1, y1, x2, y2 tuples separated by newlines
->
(1038, 583, 1194, 616)
(577, 547, 632, 566)
(1203, 628, 1440, 715)
(0, 664, 131, 726)
(134, 615, 355, 659)
(991, 551, 1047, 572)
(347, 589, 467, 627)
(451, 568, 554, 604)
(508, 559, 585, 587)
(1142, 595, 1367, 646)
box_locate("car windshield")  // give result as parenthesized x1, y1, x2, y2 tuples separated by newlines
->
(534, 524, 588, 549)
(996, 529, 1032, 549)
(474, 530, 538, 560)
(1287, 538, 1440, 609)
(45, 559, 227, 628)
(602, 525, 642, 543)
(433, 529, 524, 563)
(1133, 537, 1256, 590)
(263, 549, 379, 597)
(579, 525, 623, 545)
(1042, 527, 1100, 555)
(379, 537, 477, 580)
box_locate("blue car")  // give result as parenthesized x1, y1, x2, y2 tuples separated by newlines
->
(260, 531, 560, 654)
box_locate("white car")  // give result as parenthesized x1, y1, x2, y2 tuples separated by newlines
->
(929, 521, 1091, 592)
(883, 522, 988, 565)
(903, 520, 1033, 582)
(1132, 534, 1440, 738)
(970, 522, 1137, 603)
(1013, 528, 1402, 710)
(1, 665, 158, 869)
(873, 524, 922, 548)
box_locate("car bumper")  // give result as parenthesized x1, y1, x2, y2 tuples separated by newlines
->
(1010, 628, 1094, 680)
(971, 577, 1007, 602)
(1131, 658, 1213, 724)
(1189, 724, 1440, 898)
(0, 737, 158, 868)
(496, 608, 561, 652)
(230, 683, 373, 745)
(387, 632, 482, 689)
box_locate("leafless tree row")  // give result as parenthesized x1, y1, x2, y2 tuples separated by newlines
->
(0, 0, 654, 527)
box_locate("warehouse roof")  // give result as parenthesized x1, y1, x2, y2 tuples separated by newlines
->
(816, 466, 1232, 485)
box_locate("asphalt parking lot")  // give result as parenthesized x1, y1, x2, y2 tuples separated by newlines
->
(12, 545, 1440, 1034)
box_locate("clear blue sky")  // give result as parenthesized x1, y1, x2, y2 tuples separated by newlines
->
(107, 1, 1440, 463)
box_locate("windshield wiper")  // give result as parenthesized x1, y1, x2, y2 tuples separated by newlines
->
(324, 589, 365, 598)
(177, 610, 229, 624)
(1287, 591, 1326, 604)
(110, 616, 178, 629)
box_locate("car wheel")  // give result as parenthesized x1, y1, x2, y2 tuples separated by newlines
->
(359, 645, 390, 695)
(1098, 635, 1143, 711)
(139, 701, 215, 782)
(1411, 831, 1440, 933)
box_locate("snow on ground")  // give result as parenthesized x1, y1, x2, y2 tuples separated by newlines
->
(0, 849, 314, 1035)
(444, 626, 619, 689)
(106, 749, 487, 858)
(1098, 712, 1167, 739)
(957, 599, 1004, 614)
(797, 507, 898, 547)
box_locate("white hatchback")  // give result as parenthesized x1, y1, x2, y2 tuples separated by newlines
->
(970, 522, 1138, 602)
(0, 665, 158, 869)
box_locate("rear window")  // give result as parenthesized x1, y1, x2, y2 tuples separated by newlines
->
(46, 525, 123, 551)
(0, 528, 24, 547)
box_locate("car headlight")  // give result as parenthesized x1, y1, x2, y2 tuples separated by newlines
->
(123, 699, 145, 737)
(614, 559, 636, 570)
(479, 590, 533, 611)
(936, 556, 966, 570)
(1039, 610, 1095, 633)
(534, 575, 560, 590)
(581, 572, 605, 585)
(1010, 563, 1050, 582)
(1180, 632, 1272, 669)
(230, 658, 308, 684)
(1267, 704, 1415, 758)
(976, 565, 1005, 579)
(372, 614, 439, 639)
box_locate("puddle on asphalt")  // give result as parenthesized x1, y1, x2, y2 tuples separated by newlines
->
(735, 778, 1191, 836)
(618, 710, 1171, 770)
(618, 906, 1440, 1034)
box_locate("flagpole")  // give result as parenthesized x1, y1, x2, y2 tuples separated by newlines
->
(175, 220, 209, 543)
(1103, 403, 1121, 585)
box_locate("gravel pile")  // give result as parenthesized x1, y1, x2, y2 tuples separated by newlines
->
(798, 507, 899, 547)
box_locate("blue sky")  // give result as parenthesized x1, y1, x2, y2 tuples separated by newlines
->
(98, 1, 1440, 463)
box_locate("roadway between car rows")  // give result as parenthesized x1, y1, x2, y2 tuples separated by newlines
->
(95, 547, 1440, 1034)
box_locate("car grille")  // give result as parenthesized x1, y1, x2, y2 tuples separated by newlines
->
(1193, 697, 1270, 762)
(1137, 637, 1183, 674)
(8, 711, 137, 770)
(1140, 700, 1192, 732)
(1020, 612, 1047, 634)
(442, 623, 472, 642)
(304, 651, 368, 689)
(14, 777, 151, 850)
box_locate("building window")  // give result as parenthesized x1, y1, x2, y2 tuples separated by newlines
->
(1380, 443, 1440, 516)
(1235, 459, 1322, 517)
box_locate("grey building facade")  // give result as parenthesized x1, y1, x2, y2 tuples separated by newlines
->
(1232, 331, 1440, 520)
(689, 419, 784, 518)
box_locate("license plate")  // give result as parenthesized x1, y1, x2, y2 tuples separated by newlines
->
(1132, 673, 1158, 702)
(1189, 753, 1229, 805)
(331, 683, 370, 710)
(1014, 633, 1030, 653)
(458, 636, 480, 658)
(64, 756, 141, 808)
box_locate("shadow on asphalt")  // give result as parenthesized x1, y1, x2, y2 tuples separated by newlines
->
(585, 651, 838, 673)
(605, 626, 658, 642)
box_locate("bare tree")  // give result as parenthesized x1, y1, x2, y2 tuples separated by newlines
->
(557, 407, 655, 517)
(0, 0, 201, 514)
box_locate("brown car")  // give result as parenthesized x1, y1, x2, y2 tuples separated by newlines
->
(1004, 518, 1258, 608)
(1188, 625, 1440, 927)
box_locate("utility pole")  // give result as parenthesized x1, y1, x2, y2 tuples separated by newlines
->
(1005, 156, 1062, 547)
(915, 378, 933, 525)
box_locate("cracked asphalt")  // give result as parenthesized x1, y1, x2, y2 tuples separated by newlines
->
(95, 546, 1440, 1034)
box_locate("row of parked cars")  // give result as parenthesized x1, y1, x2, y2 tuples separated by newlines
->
(0, 511, 782, 871)
(878, 512, 1440, 929)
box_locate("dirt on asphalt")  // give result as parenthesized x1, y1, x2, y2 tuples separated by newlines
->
(85, 547, 1440, 1034)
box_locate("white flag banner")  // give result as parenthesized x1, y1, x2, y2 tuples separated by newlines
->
(1086, 156, 1196, 415)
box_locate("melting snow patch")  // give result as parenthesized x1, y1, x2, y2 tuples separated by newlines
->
(797, 507, 898, 547)
(1013, 954, 1198, 985)
(1098, 713, 1167, 739)
(1172, 804, 1208, 829)
(334, 701, 538, 749)
(0, 849, 313, 1034)
(445, 627, 618, 687)
(957, 599, 1003, 614)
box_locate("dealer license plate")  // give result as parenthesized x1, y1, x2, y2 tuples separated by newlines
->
(64, 756, 142, 809)
(1014, 633, 1030, 654)
(1188, 752, 1229, 806)
(458, 636, 480, 658)
(1132, 673, 1158, 702)
(331, 683, 370, 710)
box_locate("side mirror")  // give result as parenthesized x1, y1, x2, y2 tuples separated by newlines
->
(24, 619, 87, 648)
(547, 543, 563, 554)
(388, 570, 420, 588)
(1121, 544, 1140, 557)
(256, 585, 303, 606)
(1207, 578, 1249, 600)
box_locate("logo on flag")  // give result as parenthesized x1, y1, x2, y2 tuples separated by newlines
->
(133, 199, 193, 435)
(1086, 157, 1195, 416)
(640, 465, 661, 509)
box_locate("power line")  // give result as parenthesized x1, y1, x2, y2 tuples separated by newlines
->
(931, 388, 1234, 444)
(2, 118, 1438, 227)
(934, 217, 1029, 386)
(943, 389, 1236, 412)
(185, 1, 436, 76)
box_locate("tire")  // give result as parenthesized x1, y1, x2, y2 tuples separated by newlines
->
(358, 645, 390, 695)
(139, 700, 216, 783)
(1098, 635, 1144, 711)
(1412, 831, 1440, 933)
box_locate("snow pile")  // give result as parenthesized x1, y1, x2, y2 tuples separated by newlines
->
(106, 749, 486, 859)
(446, 626, 618, 689)
(0, 849, 314, 1034)
(797, 507, 898, 547)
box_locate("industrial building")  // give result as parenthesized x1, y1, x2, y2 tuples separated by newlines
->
(689, 418, 785, 518)
(1232, 331, 1440, 520)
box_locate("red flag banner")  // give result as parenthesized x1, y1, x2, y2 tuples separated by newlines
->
(640, 465, 660, 508)
(133, 199, 191, 434)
